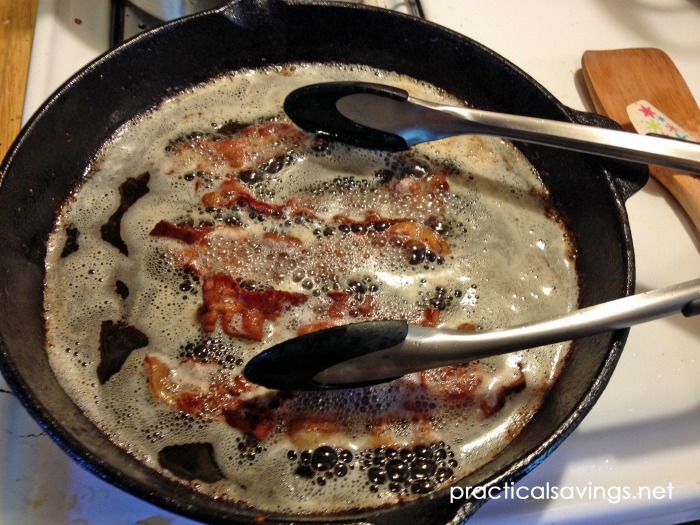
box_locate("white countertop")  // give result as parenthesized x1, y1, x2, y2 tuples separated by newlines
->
(2, 1, 700, 523)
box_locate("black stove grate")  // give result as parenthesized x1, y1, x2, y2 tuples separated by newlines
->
(111, 1, 164, 45)
(111, 0, 423, 45)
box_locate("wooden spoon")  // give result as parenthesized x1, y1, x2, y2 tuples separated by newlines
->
(582, 48, 700, 232)
(0, 0, 39, 160)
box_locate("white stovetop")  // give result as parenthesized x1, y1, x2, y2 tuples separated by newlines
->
(2, 1, 700, 524)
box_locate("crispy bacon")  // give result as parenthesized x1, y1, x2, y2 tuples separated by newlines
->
(262, 231, 304, 248)
(206, 122, 307, 170)
(420, 362, 483, 400)
(330, 211, 451, 263)
(150, 220, 218, 244)
(223, 402, 280, 441)
(144, 355, 284, 440)
(202, 177, 285, 215)
(419, 308, 441, 327)
(385, 221, 451, 255)
(199, 274, 308, 341)
(331, 212, 450, 251)
(480, 366, 526, 417)
(145, 355, 251, 415)
(419, 359, 527, 418)
(286, 417, 344, 449)
(326, 291, 352, 319)
(331, 210, 404, 229)
(202, 177, 319, 220)
(296, 292, 375, 336)
(429, 173, 450, 194)
(389, 172, 450, 216)
(390, 176, 422, 197)
(143, 120, 529, 450)
(367, 413, 438, 448)
(391, 172, 449, 195)
(150, 221, 308, 282)
(296, 321, 336, 336)
(165, 123, 309, 179)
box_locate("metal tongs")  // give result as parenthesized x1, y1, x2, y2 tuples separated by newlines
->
(282, 81, 700, 174)
(244, 279, 700, 390)
(242, 82, 700, 391)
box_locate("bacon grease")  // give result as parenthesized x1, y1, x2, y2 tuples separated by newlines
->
(44, 64, 579, 516)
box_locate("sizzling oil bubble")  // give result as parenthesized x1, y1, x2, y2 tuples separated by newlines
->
(44, 63, 578, 516)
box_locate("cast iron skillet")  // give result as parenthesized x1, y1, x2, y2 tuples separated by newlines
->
(0, 0, 648, 523)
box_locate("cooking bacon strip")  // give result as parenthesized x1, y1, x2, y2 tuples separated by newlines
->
(262, 231, 305, 247)
(150, 220, 218, 244)
(206, 122, 308, 170)
(296, 294, 439, 337)
(144, 355, 284, 440)
(201, 177, 319, 220)
(168, 122, 309, 174)
(199, 274, 308, 341)
(420, 362, 483, 400)
(202, 178, 284, 215)
(331, 210, 452, 262)
(296, 291, 375, 336)
(331, 210, 405, 228)
(151, 221, 304, 250)
(388, 171, 450, 221)
(152, 214, 450, 267)
(368, 413, 439, 448)
(420, 308, 441, 327)
(419, 360, 526, 418)
(480, 366, 526, 417)
(384, 222, 451, 255)
(390, 171, 449, 196)
(145, 355, 246, 415)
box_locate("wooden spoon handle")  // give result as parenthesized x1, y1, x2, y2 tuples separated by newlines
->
(0, 0, 39, 160)
(652, 169, 700, 232)
(582, 48, 700, 232)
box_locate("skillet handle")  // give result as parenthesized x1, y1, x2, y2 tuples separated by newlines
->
(565, 107, 649, 201)
(453, 497, 484, 522)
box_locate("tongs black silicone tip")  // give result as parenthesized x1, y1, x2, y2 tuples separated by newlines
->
(243, 319, 408, 390)
(283, 82, 410, 151)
